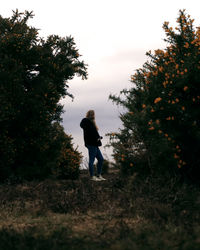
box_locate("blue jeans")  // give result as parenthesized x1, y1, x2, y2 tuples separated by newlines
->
(86, 145, 104, 177)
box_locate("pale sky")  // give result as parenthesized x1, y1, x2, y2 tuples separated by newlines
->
(2, 0, 200, 164)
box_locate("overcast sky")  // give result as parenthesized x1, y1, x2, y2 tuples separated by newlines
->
(2, 0, 200, 164)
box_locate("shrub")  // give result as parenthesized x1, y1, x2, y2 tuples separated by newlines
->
(109, 10, 200, 182)
(0, 10, 87, 180)
(53, 124, 82, 180)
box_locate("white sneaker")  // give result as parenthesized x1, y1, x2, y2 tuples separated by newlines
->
(91, 176, 101, 181)
(97, 175, 106, 181)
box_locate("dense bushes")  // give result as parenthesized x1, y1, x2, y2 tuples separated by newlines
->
(0, 10, 87, 180)
(108, 10, 200, 182)
(54, 123, 82, 180)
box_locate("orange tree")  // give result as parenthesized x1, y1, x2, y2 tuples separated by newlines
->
(0, 10, 87, 180)
(109, 10, 200, 181)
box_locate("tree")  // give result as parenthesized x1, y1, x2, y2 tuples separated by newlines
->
(0, 10, 87, 180)
(108, 10, 200, 181)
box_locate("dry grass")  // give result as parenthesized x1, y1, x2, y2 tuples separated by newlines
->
(0, 168, 200, 249)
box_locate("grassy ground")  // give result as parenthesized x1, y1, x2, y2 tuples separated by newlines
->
(0, 168, 200, 250)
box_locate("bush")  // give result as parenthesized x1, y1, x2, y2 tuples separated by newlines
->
(109, 10, 200, 182)
(0, 10, 87, 180)
(58, 147, 81, 180)
(53, 124, 82, 180)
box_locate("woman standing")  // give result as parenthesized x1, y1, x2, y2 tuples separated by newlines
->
(80, 110, 106, 181)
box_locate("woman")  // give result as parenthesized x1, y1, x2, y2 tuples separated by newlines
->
(80, 110, 106, 181)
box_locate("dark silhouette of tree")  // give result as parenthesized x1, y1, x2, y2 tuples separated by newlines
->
(0, 10, 87, 180)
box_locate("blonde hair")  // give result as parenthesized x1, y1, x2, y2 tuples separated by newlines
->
(86, 110, 98, 130)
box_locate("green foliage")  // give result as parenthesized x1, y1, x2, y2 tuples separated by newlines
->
(54, 123, 82, 180)
(0, 10, 87, 180)
(109, 10, 200, 181)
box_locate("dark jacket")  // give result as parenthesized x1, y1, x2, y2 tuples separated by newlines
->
(80, 118, 102, 147)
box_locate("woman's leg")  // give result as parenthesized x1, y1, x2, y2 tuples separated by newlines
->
(87, 145, 97, 177)
(96, 147, 104, 176)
